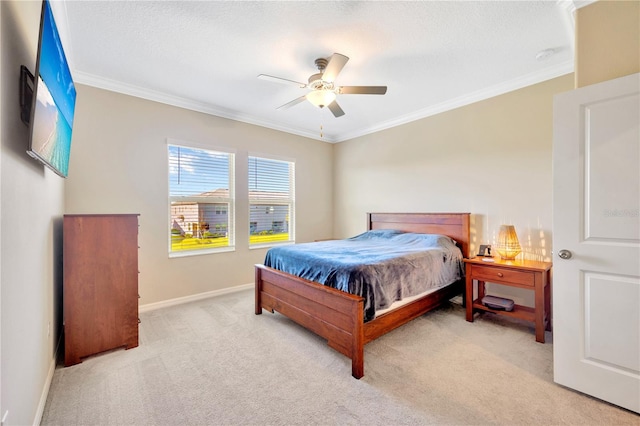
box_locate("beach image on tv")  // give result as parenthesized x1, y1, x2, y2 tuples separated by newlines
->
(30, 0, 76, 177)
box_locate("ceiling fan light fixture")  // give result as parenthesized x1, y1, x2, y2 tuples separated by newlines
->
(306, 90, 336, 108)
(260, 53, 386, 117)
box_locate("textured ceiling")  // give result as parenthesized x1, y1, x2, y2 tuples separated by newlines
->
(53, 1, 578, 142)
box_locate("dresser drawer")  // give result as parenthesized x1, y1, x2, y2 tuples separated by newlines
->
(470, 264, 535, 287)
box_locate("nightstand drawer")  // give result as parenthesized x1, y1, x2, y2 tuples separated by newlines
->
(470, 264, 535, 287)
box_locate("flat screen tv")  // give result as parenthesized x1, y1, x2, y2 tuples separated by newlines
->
(27, 0, 76, 178)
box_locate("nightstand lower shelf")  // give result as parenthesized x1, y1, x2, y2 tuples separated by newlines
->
(471, 300, 536, 323)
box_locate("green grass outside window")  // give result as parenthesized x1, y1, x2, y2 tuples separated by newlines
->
(171, 232, 290, 252)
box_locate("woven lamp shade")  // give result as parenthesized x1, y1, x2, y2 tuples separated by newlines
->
(496, 225, 521, 260)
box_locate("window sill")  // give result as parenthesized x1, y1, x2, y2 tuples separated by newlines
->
(249, 241, 295, 250)
(169, 246, 235, 258)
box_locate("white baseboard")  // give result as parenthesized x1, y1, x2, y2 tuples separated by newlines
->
(34, 337, 60, 426)
(138, 283, 254, 313)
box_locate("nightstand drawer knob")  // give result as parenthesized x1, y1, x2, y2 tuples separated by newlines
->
(497, 272, 504, 277)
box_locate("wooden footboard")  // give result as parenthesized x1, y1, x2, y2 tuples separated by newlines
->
(255, 264, 366, 378)
(255, 212, 470, 379)
(256, 264, 463, 379)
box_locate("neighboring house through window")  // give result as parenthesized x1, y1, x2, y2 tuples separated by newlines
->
(248, 155, 295, 247)
(168, 142, 235, 256)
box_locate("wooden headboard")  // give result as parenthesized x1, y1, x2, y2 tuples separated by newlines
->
(367, 213, 470, 258)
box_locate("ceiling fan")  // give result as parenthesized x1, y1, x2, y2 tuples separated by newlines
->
(258, 53, 387, 118)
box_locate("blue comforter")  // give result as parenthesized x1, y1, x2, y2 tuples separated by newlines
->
(264, 229, 464, 322)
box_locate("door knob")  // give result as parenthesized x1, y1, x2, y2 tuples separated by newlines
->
(558, 249, 572, 259)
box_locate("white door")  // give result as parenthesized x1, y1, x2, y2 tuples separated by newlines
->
(553, 72, 640, 413)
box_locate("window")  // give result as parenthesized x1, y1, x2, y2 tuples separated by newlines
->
(168, 143, 234, 256)
(248, 155, 295, 247)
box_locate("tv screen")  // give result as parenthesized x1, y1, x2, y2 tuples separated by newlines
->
(27, 0, 76, 178)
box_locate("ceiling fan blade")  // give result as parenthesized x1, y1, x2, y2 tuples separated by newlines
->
(276, 95, 307, 110)
(258, 74, 307, 88)
(327, 100, 345, 118)
(321, 53, 349, 82)
(338, 86, 387, 95)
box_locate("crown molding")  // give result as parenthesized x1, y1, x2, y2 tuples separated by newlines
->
(335, 60, 574, 143)
(76, 60, 572, 145)
(72, 71, 335, 143)
(556, 0, 597, 32)
(556, 0, 599, 17)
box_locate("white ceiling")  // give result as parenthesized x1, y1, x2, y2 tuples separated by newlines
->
(53, 1, 580, 143)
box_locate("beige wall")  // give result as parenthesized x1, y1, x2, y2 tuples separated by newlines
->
(1, 1, 64, 424)
(334, 74, 574, 305)
(65, 85, 333, 305)
(2, 1, 635, 423)
(576, 0, 640, 87)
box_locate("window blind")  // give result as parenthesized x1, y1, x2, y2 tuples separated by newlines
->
(248, 156, 295, 246)
(168, 144, 235, 255)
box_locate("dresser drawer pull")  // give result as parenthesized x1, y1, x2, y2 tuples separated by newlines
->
(497, 272, 504, 277)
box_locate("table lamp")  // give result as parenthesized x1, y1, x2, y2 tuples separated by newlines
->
(496, 225, 521, 260)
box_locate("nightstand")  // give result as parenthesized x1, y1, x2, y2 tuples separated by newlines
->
(464, 257, 552, 343)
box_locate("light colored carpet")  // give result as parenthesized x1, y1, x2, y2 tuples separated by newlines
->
(42, 289, 637, 425)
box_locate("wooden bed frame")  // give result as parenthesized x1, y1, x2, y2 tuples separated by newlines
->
(254, 212, 470, 379)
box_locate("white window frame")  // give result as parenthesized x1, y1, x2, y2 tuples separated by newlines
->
(248, 153, 295, 249)
(168, 139, 235, 257)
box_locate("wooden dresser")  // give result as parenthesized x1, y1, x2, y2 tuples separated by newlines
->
(63, 214, 139, 366)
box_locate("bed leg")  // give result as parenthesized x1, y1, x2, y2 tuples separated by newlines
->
(351, 301, 365, 379)
(352, 355, 364, 379)
(255, 266, 262, 315)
